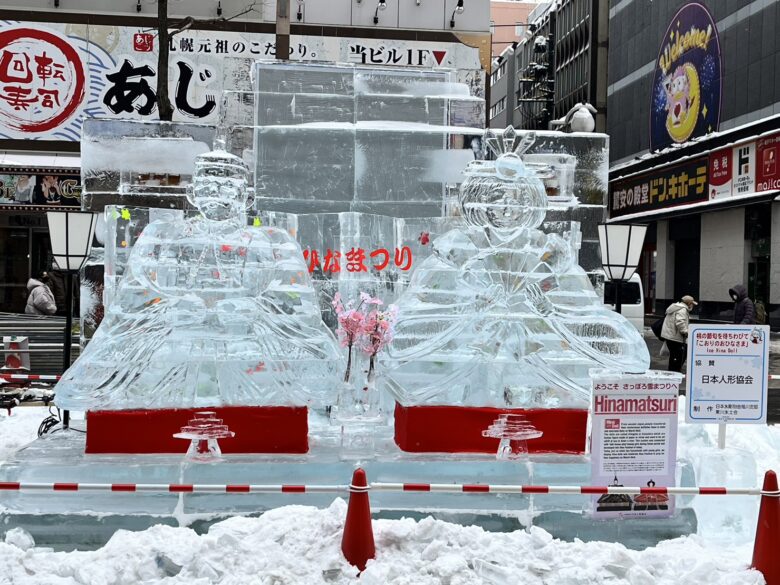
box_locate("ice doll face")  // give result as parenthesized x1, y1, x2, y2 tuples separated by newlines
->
(190, 154, 249, 222)
(459, 155, 548, 232)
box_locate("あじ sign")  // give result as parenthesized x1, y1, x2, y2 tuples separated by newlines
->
(650, 3, 722, 152)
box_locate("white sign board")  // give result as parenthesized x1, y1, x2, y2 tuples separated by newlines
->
(733, 142, 756, 195)
(686, 324, 769, 424)
(0, 21, 484, 141)
(590, 370, 682, 519)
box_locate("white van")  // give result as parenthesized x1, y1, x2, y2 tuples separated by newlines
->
(603, 273, 645, 333)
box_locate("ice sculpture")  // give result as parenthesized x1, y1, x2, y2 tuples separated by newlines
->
(55, 150, 342, 453)
(382, 127, 650, 454)
(174, 411, 234, 462)
(482, 414, 543, 460)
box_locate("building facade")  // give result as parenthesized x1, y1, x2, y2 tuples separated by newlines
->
(0, 0, 491, 313)
(490, 0, 537, 57)
(488, 0, 607, 132)
(608, 0, 780, 326)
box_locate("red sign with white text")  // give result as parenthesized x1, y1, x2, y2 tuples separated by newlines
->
(757, 133, 780, 193)
(708, 147, 732, 200)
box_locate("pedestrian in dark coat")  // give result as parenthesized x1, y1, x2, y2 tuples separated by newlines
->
(729, 284, 755, 324)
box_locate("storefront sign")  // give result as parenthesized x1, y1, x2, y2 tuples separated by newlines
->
(708, 147, 731, 200)
(0, 172, 80, 205)
(733, 142, 756, 195)
(649, 3, 721, 152)
(709, 141, 757, 201)
(757, 133, 780, 193)
(610, 157, 708, 218)
(0, 21, 484, 141)
(591, 371, 681, 519)
(686, 324, 769, 424)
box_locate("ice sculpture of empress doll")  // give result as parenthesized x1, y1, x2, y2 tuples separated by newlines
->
(56, 151, 342, 453)
(382, 128, 650, 454)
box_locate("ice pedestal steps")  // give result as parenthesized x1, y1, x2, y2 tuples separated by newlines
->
(0, 423, 700, 550)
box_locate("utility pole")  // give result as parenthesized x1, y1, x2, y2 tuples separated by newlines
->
(276, 0, 290, 60)
(157, 0, 174, 121)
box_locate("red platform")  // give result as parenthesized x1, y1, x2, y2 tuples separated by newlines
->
(394, 403, 588, 454)
(85, 406, 309, 454)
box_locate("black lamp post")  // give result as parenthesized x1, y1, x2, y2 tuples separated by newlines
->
(597, 223, 647, 314)
(46, 210, 97, 429)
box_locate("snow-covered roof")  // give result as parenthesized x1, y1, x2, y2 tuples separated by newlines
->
(611, 113, 780, 177)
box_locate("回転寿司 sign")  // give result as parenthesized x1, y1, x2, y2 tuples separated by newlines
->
(649, 3, 722, 152)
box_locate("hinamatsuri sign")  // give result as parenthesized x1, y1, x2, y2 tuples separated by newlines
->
(686, 324, 769, 424)
(303, 246, 413, 273)
(590, 371, 681, 519)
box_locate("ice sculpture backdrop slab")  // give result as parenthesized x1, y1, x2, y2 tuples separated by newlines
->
(251, 62, 484, 217)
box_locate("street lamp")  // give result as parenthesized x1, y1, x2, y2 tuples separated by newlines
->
(597, 223, 647, 314)
(450, 0, 464, 27)
(47, 210, 97, 429)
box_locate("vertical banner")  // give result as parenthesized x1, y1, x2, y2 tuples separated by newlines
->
(708, 147, 731, 200)
(757, 133, 780, 193)
(732, 142, 755, 196)
(686, 324, 769, 424)
(591, 370, 682, 519)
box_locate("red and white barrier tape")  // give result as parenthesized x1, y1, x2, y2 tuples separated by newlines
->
(0, 374, 61, 382)
(370, 483, 770, 496)
(0, 482, 349, 493)
(0, 481, 774, 496)
(3, 374, 779, 383)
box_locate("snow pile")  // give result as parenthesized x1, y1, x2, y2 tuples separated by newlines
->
(0, 407, 45, 463)
(0, 403, 777, 584)
(0, 499, 765, 585)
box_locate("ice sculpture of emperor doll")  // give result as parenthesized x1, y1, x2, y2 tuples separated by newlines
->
(382, 129, 650, 455)
(55, 151, 343, 454)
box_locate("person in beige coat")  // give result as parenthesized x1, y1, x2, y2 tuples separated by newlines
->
(661, 295, 696, 372)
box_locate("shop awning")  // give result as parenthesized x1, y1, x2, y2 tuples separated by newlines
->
(608, 190, 780, 224)
(0, 152, 80, 173)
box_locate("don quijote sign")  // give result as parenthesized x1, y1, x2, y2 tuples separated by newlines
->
(609, 157, 708, 218)
(0, 21, 483, 141)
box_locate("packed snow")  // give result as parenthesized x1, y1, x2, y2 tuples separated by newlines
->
(1, 404, 778, 584)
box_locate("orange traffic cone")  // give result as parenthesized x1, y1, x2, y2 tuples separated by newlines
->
(341, 468, 375, 572)
(752, 470, 780, 584)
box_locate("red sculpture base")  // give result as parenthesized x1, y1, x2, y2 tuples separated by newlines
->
(85, 406, 309, 454)
(394, 403, 588, 454)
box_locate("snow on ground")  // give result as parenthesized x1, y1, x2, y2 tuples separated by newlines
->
(0, 405, 778, 584)
(0, 406, 45, 462)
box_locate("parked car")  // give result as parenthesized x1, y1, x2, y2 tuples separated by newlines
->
(603, 273, 645, 333)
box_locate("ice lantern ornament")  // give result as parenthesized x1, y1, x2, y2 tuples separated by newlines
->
(460, 127, 548, 232)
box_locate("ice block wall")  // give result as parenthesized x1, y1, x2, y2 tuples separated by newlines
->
(516, 130, 609, 275)
(250, 62, 485, 217)
(80, 119, 216, 212)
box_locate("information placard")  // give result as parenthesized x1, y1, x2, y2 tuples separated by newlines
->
(591, 370, 682, 519)
(686, 324, 769, 424)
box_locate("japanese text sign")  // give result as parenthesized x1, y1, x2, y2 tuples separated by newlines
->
(591, 370, 682, 519)
(686, 324, 769, 424)
(609, 157, 709, 218)
(0, 21, 483, 141)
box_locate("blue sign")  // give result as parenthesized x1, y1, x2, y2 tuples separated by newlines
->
(650, 3, 722, 152)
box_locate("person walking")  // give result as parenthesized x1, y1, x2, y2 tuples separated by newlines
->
(25, 274, 57, 316)
(661, 295, 696, 373)
(729, 284, 755, 324)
